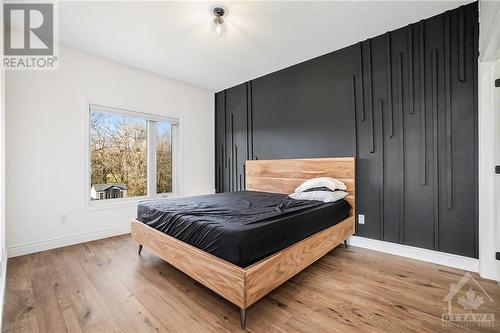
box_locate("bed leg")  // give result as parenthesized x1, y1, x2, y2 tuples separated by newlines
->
(239, 308, 246, 330)
(344, 239, 349, 248)
(138, 244, 143, 255)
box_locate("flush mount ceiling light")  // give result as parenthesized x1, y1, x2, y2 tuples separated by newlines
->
(212, 6, 226, 37)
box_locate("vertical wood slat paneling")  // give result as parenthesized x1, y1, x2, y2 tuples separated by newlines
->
(398, 53, 404, 120)
(251, 81, 254, 160)
(224, 91, 227, 169)
(386, 33, 394, 138)
(247, 81, 254, 161)
(432, 49, 439, 250)
(243, 83, 248, 191)
(408, 26, 414, 114)
(244, 81, 252, 188)
(379, 98, 385, 239)
(218, 166, 221, 191)
(229, 150, 232, 191)
(445, 13, 452, 209)
(398, 51, 405, 243)
(473, 19, 479, 258)
(352, 73, 359, 230)
(215, 94, 220, 192)
(359, 42, 365, 121)
(235, 144, 238, 191)
(243, 164, 246, 190)
(215, 3, 477, 258)
(351, 75, 357, 127)
(230, 113, 234, 191)
(420, 21, 427, 185)
(246, 82, 250, 161)
(370, 100, 375, 154)
(351, 75, 357, 118)
(220, 146, 224, 190)
(458, 7, 465, 82)
(368, 40, 375, 153)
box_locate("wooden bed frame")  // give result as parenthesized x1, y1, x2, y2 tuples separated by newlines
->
(131, 157, 355, 329)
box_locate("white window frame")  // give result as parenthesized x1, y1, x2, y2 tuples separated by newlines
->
(85, 103, 180, 208)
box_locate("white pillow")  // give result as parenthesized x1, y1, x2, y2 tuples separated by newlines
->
(288, 190, 348, 203)
(294, 177, 347, 193)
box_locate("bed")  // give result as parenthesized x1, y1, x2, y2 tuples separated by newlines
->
(131, 157, 355, 329)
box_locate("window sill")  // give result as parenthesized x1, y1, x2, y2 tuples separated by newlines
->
(85, 193, 178, 212)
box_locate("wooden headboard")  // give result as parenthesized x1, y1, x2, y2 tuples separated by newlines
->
(245, 157, 355, 216)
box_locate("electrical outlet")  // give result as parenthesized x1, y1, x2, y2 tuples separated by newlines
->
(60, 214, 69, 224)
(358, 214, 365, 224)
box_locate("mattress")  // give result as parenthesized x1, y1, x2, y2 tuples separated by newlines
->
(137, 191, 351, 267)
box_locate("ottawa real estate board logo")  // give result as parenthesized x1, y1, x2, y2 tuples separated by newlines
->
(442, 272, 495, 328)
(3, 2, 59, 70)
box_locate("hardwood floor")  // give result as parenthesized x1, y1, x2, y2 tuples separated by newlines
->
(3, 235, 500, 333)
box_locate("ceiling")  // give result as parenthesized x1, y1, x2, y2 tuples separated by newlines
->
(56, 1, 471, 92)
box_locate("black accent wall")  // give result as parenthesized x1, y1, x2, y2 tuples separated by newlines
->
(215, 3, 478, 258)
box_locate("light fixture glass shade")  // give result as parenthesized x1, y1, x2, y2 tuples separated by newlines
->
(215, 23, 222, 37)
(212, 6, 226, 38)
(212, 20, 226, 38)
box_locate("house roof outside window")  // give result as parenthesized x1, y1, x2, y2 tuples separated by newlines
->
(92, 183, 128, 191)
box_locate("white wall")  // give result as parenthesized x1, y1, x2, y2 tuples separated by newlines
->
(5, 46, 214, 257)
(478, 0, 500, 281)
(0, 3, 7, 327)
(0, 56, 6, 333)
(494, 62, 500, 276)
(479, 1, 500, 62)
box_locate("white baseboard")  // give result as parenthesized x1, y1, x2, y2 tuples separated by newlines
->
(5, 228, 481, 273)
(0, 251, 6, 332)
(7, 225, 131, 258)
(349, 236, 479, 273)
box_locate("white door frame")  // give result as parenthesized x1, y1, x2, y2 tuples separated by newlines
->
(478, 60, 499, 281)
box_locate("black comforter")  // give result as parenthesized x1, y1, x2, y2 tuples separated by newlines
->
(137, 191, 350, 267)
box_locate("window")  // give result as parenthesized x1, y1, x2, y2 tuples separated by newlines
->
(156, 121, 172, 194)
(88, 104, 178, 203)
